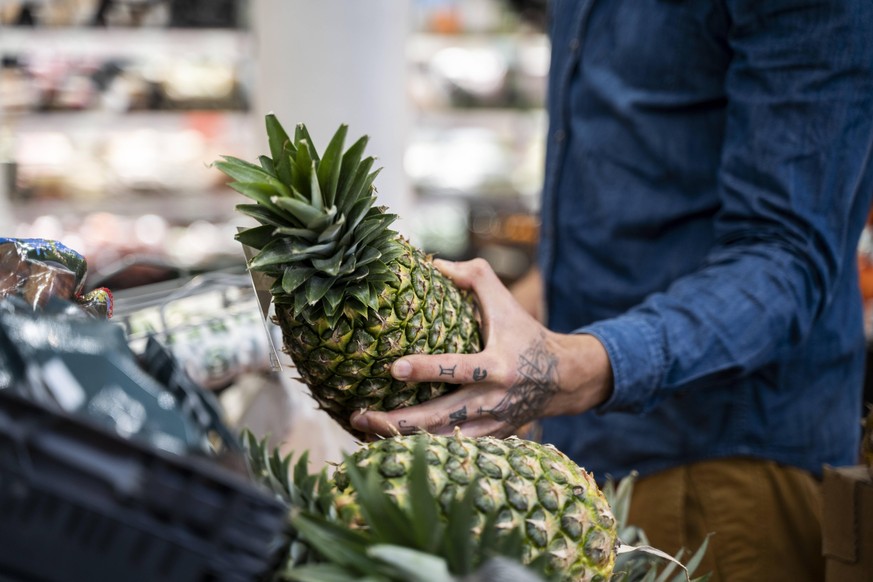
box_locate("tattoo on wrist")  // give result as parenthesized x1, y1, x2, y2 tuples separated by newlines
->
(482, 334, 558, 429)
(448, 405, 468, 424)
(439, 364, 457, 378)
(472, 367, 487, 381)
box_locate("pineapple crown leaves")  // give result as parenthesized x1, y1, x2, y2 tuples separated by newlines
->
(241, 430, 341, 573)
(242, 429, 335, 514)
(217, 114, 404, 327)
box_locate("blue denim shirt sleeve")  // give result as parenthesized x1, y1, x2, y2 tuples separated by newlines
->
(584, 0, 873, 414)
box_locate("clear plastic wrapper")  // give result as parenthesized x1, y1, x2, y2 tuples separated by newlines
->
(0, 237, 113, 318)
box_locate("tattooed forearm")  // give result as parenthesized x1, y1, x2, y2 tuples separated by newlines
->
(448, 405, 468, 424)
(483, 334, 558, 428)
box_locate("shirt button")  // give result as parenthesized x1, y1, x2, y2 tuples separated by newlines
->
(569, 38, 580, 53)
(554, 129, 566, 143)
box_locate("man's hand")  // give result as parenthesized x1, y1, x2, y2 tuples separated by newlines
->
(349, 258, 614, 438)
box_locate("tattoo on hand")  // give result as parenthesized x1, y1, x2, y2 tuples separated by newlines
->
(439, 364, 457, 378)
(482, 334, 558, 429)
(397, 419, 417, 435)
(448, 405, 468, 424)
(472, 367, 487, 381)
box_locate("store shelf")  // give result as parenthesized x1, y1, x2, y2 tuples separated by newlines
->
(0, 27, 252, 60)
(1, 13, 256, 217)
(406, 4, 546, 274)
(8, 110, 251, 129)
(11, 188, 241, 223)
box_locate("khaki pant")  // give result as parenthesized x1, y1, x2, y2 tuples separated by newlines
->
(627, 457, 824, 582)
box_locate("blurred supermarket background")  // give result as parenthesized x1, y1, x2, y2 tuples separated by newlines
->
(0, 0, 549, 460)
(0, 0, 546, 284)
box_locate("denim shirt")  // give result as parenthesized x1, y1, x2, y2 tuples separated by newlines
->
(538, 0, 873, 480)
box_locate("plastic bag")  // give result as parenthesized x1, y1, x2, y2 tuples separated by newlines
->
(0, 237, 112, 318)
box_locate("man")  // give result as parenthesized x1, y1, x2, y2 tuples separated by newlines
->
(352, 1, 873, 579)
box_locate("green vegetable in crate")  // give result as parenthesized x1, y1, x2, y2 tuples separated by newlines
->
(216, 115, 481, 436)
(244, 430, 618, 581)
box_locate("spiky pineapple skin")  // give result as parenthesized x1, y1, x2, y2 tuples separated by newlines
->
(276, 240, 480, 435)
(332, 432, 618, 582)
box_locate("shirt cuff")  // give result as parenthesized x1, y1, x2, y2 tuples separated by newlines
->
(578, 313, 666, 414)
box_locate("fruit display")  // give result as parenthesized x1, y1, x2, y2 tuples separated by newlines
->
(245, 430, 618, 582)
(216, 115, 482, 436)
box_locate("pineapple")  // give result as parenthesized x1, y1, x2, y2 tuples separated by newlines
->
(244, 430, 618, 581)
(332, 431, 618, 581)
(216, 115, 481, 435)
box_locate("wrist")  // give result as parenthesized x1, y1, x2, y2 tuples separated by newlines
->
(547, 331, 614, 416)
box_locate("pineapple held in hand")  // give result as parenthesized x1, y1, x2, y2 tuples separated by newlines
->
(217, 115, 481, 435)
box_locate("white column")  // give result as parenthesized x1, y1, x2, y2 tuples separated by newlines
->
(251, 0, 412, 235)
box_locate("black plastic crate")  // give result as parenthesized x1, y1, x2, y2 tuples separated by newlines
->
(0, 391, 286, 582)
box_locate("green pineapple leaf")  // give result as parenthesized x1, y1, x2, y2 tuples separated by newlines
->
(272, 196, 324, 226)
(274, 226, 318, 241)
(235, 204, 286, 227)
(323, 285, 345, 315)
(294, 137, 314, 197)
(306, 275, 337, 306)
(309, 161, 325, 212)
(248, 239, 297, 270)
(266, 113, 294, 184)
(341, 157, 377, 214)
(295, 124, 321, 163)
(290, 513, 379, 572)
(312, 247, 346, 277)
(259, 155, 277, 176)
(215, 156, 292, 198)
(342, 461, 414, 548)
(317, 124, 347, 207)
(337, 135, 369, 205)
(317, 220, 346, 244)
(366, 545, 453, 582)
(286, 563, 369, 582)
(235, 225, 275, 250)
(228, 181, 288, 210)
(407, 438, 443, 552)
(441, 479, 478, 574)
(283, 267, 316, 295)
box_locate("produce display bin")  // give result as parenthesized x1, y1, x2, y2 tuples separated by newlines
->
(0, 390, 286, 582)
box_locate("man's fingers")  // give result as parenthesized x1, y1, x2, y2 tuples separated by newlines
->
(433, 258, 530, 339)
(433, 257, 500, 291)
(430, 417, 512, 438)
(391, 354, 500, 385)
(350, 409, 415, 437)
(350, 384, 501, 437)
